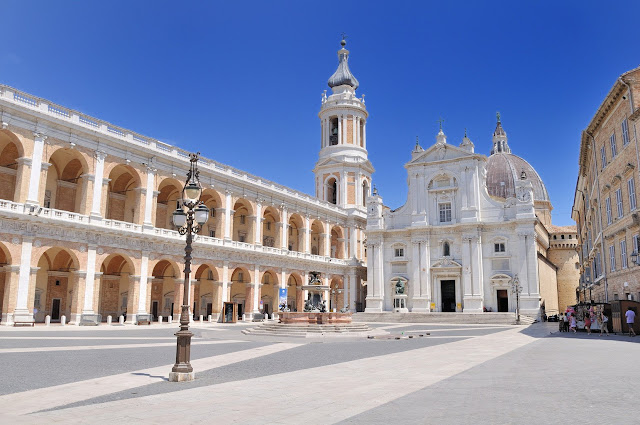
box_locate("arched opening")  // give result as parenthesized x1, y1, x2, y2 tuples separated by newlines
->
(262, 206, 280, 247)
(331, 226, 345, 259)
(287, 273, 303, 312)
(310, 220, 324, 256)
(362, 180, 369, 207)
(329, 116, 339, 146)
(98, 254, 135, 321)
(200, 189, 223, 239)
(326, 177, 338, 205)
(230, 267, 251, 319)
(106, 165, 142, 223)
(150, 259, 180, 320)
(155, 178, 182, 230)
(194, 264, 219, 320)
(260, 270, 279, 316)
(45, 148, 89, 213)
(0, 243, 12, 322)
(232, 199, 254, 243)
(0, 132, 22, 202)
(34, 247, 80, 323)
(288, 213, 304, 252)
(330, 276, 344, 312)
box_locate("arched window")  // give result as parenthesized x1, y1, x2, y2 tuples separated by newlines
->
(443, 242, 450, 257)
(327, 177, 338, 205)
(362, 180, 369, 207)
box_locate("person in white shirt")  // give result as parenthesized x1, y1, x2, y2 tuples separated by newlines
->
(625, 307, 636, 337)
(599, 311, 609, 336)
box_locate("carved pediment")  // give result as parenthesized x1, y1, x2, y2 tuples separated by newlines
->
(431, 258, 462, 268)
(407, 143, 477, 166)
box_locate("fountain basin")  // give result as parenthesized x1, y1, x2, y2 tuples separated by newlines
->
(279, 312, 352, 325)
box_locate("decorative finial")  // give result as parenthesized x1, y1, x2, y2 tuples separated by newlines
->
(496, 111, 501, 123)
(340, 32, 347, 47)
(415, 136, 419, 148)
(436, 117, 445, 131)
(372, 185, 378, 196)
(464, 128, 467, 137)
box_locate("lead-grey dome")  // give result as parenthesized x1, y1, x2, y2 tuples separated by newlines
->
(486, 153, 550, 202)
(328, 39, 359, 90)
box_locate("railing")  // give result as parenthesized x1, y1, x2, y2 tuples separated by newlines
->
(0, 84, 349, 217)
(0, 199, 24, 213)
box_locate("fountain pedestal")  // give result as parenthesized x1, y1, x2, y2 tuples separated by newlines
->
(279, 311, 353, 324)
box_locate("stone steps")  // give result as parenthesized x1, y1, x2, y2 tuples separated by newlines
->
(242, 322, 377, 337)
(351, 312, 537, 325)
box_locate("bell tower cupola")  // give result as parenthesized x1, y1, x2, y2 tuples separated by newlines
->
(314, 37, 374, 211)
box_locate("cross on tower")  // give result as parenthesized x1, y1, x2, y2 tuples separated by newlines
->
(436, 117, 445, 131)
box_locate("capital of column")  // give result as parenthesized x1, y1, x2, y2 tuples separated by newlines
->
(71, 270, 88, 279)
(33, 131, 47, 141)
(94, 150, 108, 161)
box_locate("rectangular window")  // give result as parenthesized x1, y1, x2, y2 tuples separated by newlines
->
(439, 203, 452, 223)
(621, 240, 628, 269)
(596, 252, 602, 277)
(616, 188, 623, 218)
(394, 248, 404, 257)
(633, 234, 640, 257)
(494, 243, 505, 253)
(629, 178, 637, 210)
(240, 215, 246, 224)
(600, 146, 607, 168)
(609, 245, 616, 272)
(605, 197, 612, 225)
(209, 230, 215, 238)
(622, 118, 630, 145)
(610, 133, 617, 157)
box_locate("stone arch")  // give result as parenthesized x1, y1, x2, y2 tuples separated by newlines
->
(192, 264, 219, 319)
(0, 130, 25, 202)
(33, 247, 80, 323)
(97, 253, 136, 321)
(310, 219, 325, 256)
(201, 188, 224, 239)
(262, 206, 280, 247)
(329, 275, 345, 312)
(362, 179, 369, 207)
(288, 213, 304, 252)
(260, 269, 279, 315)
(331, 225, 345, 259)
(45, 148, 90, 213)
(325, 176, 338, 205)
(230, 266, 251, 319)
(106, 164, 143, 224)
(287, 272, 303, 312)
(155, 178, 183, 230)
(150, 258, 182, 320)
(0, 242, 13, 323)
(232, 198, 255, 243)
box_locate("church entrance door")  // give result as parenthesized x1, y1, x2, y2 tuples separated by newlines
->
(497, 289, 509, 312)
(441, 280, 456, 312)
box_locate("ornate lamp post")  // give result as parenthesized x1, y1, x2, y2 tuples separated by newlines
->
(169, 153, 209, 382)
(511, 274, 522, 325)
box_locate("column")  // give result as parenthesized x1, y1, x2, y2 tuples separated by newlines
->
(356, 171, 362, 207)
(143, 165, 156, 227)
(90, 151, 107, 218)
(352, 116, 357, 145)
(462, 236, 472, 297)
(337, 115, 342, 145)
(254, 202, 262, 245)
(1, 266, 20, 325)
(304, 216, 311, 253)
(137, 252, 150, 314)
(224, 190, 233, 240)
(82, 245, 98, 314)
(303, 271, 309, 303)
(411, 241, 421, 299)
(362, 123, 367, 150)
(280, 269, 287, 311)
(13, 237, 34, 323)
(355, 117, 360, 147)
(281, 206, 288, 250)
(340, 172, 347, 206)
(422, 240, 431, 310)
(342, 115, 347, 145)
(252, 264, 260, 314)
(324, 225, 331, 256)
(348, 272, 357, 312)
(26, 132, 46, 205)
(220, 261, 229, 315)
(127, 275, 140, 324)
(350, 227, 357, 259)
(69, 271, 87, 325)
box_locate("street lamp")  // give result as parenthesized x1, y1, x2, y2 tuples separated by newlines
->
(169, 153, 209, 382)
(631, 250, 640, 266)
(511, 274, 522, 325)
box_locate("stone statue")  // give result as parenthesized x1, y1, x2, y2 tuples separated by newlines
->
(340, 305, 349, 313)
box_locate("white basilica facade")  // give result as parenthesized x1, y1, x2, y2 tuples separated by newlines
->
(365, 120, 553, 316)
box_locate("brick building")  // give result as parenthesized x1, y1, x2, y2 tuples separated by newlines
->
(572, 66, 640, 304)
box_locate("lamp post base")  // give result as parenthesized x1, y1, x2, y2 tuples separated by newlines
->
(168, 371, 195, 382)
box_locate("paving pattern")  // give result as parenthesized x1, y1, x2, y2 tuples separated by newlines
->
(1, 322, 638, 424)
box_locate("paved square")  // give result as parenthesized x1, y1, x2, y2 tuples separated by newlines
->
(1, 322, 637, 424)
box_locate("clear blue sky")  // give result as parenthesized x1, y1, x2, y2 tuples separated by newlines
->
(2, 1, 639, 226)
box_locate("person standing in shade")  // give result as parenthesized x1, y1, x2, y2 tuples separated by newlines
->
(562, 313, 569, 332)
(625, 307, 636, 337)
(599, 311, 609, 336)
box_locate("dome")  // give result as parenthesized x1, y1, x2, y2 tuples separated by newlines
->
(485, 153, 550, 202)
(328, 39, 359, 90)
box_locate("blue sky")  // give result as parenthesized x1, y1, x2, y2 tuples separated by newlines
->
(1, 1, 639, 226)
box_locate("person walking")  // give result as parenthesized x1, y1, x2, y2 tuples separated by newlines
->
(569, 313, 577, 333)
(584, 312, 592, 335)
(562, 313, 569, 332)
(599, 311, 609, 336)
(625, 307, 636, 337)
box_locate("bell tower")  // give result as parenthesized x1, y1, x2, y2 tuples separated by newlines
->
(314, 38, 374, 210)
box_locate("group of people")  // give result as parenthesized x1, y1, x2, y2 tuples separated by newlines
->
(558, 305, 637, 336)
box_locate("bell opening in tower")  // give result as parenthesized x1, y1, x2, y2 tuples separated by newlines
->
(330, 117, 339, 145)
